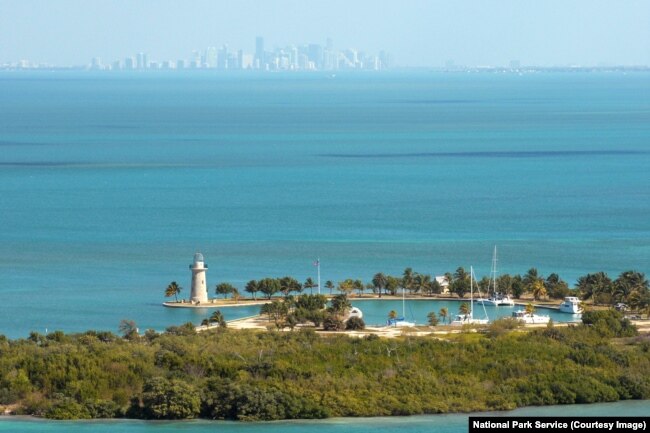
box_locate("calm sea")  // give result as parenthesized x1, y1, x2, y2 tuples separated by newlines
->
(0, 71, 648, 337)
(1, 401, 649, 432)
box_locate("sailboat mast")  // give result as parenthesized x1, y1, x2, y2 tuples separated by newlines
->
(491, 246, 498, 294)
(470, 266, 474, 320)
(317, 258, 321, 295)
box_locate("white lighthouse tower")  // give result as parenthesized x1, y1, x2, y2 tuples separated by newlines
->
(189, 252, 208, 304)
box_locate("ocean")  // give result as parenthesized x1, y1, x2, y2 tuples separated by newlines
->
(0, 70, 648, 338)
(1, 400, 649, 432)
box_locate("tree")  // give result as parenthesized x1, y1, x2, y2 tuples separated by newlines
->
(531, 280, 548, 301)
(439, 307, 449, 324)
(428, 279, 442, 296)
(345, 317, 365, 330)
(258, 278, 281, 300)
(372, 272, 388, 297)
(523, 268, 543, 292)
(216, 283, 236, 299)
(279, 276, 302, 296)
(388, 310, 398, 319)
(329, 294, 351, 316)
(413, 273, 431, 295)
(545, 273, 570, 299)
(303, 277, 316, 295)
(245, 280, 260, 300)
(497, 274, 514, 296)
(614, 271, 648, 303)
(325, 280, 334, 295)
(478, 276, 491, 294)
(140, 377, 200, 419)
(209, 310, 227, 328)
(427, 311, 439, 326)
(118, 319, 138, 340)
(353, 279, 365, 297)
(511, 275, 525, 299)
(452, 267, 470, 298)
(458, 303, 470, 318)
(260, 300, 288, 327)
(337, 279, 355, 296)
(165, 281, 182, 302)
(323, 315, 344, 331)
(577, 272, 614, 305)
(525, 303, 535, 316)
(385, 276, 400, 296)
(402, 268, 415, 294)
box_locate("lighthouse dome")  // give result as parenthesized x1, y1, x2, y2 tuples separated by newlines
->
(193, 252, 204, 263)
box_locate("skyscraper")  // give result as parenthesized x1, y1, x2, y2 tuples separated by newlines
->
(255, 36, 265, 68)
(136, 52, 148, 69)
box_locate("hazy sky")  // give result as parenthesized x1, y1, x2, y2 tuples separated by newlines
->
(1, 0, 649, 67)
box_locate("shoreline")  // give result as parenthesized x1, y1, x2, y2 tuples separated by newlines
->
(163, 294, 566, 309)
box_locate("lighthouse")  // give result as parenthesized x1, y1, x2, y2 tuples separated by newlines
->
(189, 252, 208, 303)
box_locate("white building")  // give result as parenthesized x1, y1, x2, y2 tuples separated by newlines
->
(189, 253, 208, 303)
(435, 276, 450, 294)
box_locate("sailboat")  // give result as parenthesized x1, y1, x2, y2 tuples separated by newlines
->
(450, 266, 490, 325)
(477, 246, 515, 306)
(386, 287, 415, 327)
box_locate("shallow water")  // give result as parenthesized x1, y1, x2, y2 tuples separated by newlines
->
(0, 71, 648, 338)
(1, 400, 649, 432)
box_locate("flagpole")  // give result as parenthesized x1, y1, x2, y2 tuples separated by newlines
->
(317, 258, 321, 295)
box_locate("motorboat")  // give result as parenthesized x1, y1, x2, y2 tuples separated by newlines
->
(559, 296, 582, 314)
(511, 309, 550, 324)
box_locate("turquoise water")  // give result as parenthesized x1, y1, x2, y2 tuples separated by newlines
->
(349, 299, 579, 326)
(0, 71, 648, 338)
(1, 401, 649, 432)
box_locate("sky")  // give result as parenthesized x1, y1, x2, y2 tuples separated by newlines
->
(1, 0, 649, 67)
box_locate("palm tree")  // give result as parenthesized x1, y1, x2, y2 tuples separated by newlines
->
(372, 272, 388, 297)
(388, 310, 398, 319)
(427, 311, 439, 326)
(413, 273, 431, 295)
(209, 310, 226, 327)
(329, 294, 352, 316)
(337, 279, 355, 296)
(304, 277, 315, 295)
(525, 303, 535, 316)
(452, 267, 470, 298)
(439, 307, 449, 324)
(531, 280, 547, 301)
(280, 276, 302, 296)
(325, 280, 334, 295)
(402, 268, 414, 294)
(458, 303, 470, 318)
(118, 319, 138, 340)
(614, 271, 648, 303)
(165, 281, 182, 302)
(577, 272, 613, 305)
(353, 279, 365, 297)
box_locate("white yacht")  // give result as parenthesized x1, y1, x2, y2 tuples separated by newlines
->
(450, 266, 490, 326)
(559, 296, 582, 314)
(511, 310, 550, 324)
(477, 247, 515, 307)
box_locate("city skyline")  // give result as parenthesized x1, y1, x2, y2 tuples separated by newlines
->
(1, 1, 649, 68)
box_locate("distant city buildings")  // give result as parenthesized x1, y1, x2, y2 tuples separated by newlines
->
(88, 36, 392, 72)
(2, 37, 649, 72)
(0, 36, 392, 72)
